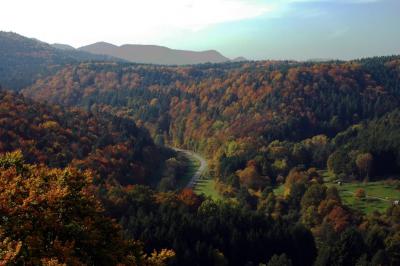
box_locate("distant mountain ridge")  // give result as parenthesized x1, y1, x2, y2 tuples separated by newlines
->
(0, 31, 120, 90)
(51, 43, 75, 50)
(78, 42, 232, 65)
(232, 56, 248, 62)
(0, 31, 245, 90)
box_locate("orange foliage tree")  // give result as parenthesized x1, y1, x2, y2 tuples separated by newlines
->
(0, 150, 174, 265)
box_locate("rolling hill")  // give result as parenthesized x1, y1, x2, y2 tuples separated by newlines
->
(51, 43, 76, 50)
(2, 32, 400, 265)
(0, 90, 170, 186)
(22, 56, 400, 187)
(0, 31, 119, 90)
(78, 42, 231, 65)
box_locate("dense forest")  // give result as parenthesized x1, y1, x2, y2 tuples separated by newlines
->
(328, 109, 400, 180)
(102, 180, 399, 266)
(0, 150, 175, 265)
(1, 145, 399, 265)
(1, 31, 400, 265)
(0, 90, 173, 186)
(23, 56, 400, 188)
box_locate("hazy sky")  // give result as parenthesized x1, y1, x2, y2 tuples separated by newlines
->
(1, 0, 399, 60)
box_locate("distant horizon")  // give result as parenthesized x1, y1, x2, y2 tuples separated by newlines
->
(1, 0, 399, 61)
(3, 30, 395, 63)
(51, 39, 400, 62)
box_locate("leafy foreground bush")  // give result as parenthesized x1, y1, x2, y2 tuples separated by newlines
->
(0, 150, 174, 266)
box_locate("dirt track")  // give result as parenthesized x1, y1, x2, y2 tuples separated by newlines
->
(173, 148, 207, 188)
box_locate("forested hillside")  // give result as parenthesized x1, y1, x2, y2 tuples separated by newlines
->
(0, 32, 118, 90)
(23, 57, 400, 188)
(3, 54, 400, 265)
(0, 90, 171, 186)
(1, 0, 399, 262)
(329, 108, 400, 179)
(78, 42, 230, 65)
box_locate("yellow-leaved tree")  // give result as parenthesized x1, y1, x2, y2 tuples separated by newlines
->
(0, 150, 174, 266)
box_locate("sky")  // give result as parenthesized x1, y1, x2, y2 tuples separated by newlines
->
(1, 0, 399, 60)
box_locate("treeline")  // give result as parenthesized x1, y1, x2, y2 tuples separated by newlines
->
(328, 108, 400, 180)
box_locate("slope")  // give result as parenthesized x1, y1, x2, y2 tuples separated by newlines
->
(0, 90, 170, 185)
(22, 57, 400, 188)
(79, 42, 230, 65)
(0, 32, 120, 90)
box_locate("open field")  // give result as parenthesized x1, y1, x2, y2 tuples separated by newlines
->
(322, 171, 399, 214)
(194, 177, 223, 200)
(330, 181, 399, 214)
(273, 171, 400, 214)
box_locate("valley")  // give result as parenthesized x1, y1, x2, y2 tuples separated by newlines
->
(0, 31, 399, 266)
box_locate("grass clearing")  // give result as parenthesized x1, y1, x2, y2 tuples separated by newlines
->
(332, 181, 399, 214)
(321, 170, 399, 214)
(272, 171, 399, 214)
(194, 177, 223, 200)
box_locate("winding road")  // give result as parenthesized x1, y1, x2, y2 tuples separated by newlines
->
(173, 148, 208, 188)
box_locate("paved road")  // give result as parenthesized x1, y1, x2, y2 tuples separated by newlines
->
(173, 147, 207, 188)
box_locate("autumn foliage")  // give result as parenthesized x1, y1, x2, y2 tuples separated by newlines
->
(0, 150, 127, 265)
(0, 91, 169, 186)
(0, 150, 175, 265)
(22, 58, 400, 188)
